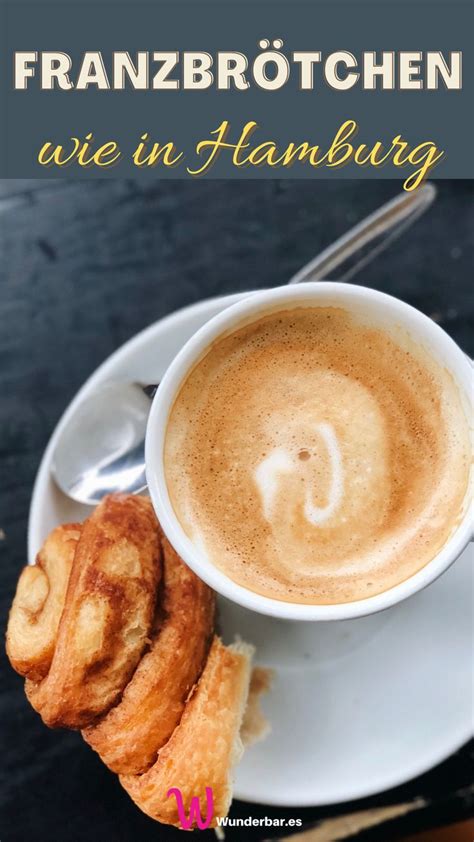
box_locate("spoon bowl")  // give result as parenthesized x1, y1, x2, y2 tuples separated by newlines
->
(51, 382, 155, 504)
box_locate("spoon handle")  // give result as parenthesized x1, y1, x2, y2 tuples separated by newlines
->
(138, 187, 436, 395)
(138, 186, 436, 396)
(289, 183, 436, 285)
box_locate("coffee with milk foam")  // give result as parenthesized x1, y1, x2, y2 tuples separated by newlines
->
(164, 307, 471, 604)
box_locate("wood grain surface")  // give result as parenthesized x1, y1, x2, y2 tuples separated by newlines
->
(0, 179, 473, 842)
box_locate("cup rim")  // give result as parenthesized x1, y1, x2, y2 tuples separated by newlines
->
(145, 282, 473, 621)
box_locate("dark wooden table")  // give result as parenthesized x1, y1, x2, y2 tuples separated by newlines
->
(0, 179, 473, 842)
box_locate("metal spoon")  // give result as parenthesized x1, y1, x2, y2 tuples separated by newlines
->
(51, 184, 436, 505)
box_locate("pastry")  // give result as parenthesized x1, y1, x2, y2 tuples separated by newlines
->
(25, 494, 161, 728)
(6, 494, 270, 828)
(83, 534, 216, 774)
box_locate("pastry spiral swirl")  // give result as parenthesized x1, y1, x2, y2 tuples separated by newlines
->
(25, 494, 162, 728)
(6, 523, 81, 682)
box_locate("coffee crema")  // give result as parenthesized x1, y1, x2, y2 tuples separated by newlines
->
(164, 306, 471, 604)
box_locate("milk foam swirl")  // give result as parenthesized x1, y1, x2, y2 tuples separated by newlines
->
(254, 423, 344, 527)
(164, 306, 470, 605)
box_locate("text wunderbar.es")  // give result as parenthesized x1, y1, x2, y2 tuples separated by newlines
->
(14, 45, 462, 91)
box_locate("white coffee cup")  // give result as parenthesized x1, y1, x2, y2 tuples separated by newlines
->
(145, 283, 473, 621)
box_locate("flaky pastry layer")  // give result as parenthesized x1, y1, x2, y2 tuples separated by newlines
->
(83, 535, 215, 773)
(120, 636, 254, 827)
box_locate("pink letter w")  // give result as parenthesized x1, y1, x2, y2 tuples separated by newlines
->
(167, 786, 214, 830)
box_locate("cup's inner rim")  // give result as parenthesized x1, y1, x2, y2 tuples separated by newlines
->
(163, 288, 472, 423)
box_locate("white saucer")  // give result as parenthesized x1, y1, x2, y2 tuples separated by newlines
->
(28, 293, 473, 808)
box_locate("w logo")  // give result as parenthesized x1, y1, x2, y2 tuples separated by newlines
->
(167, 786, 214, 830)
